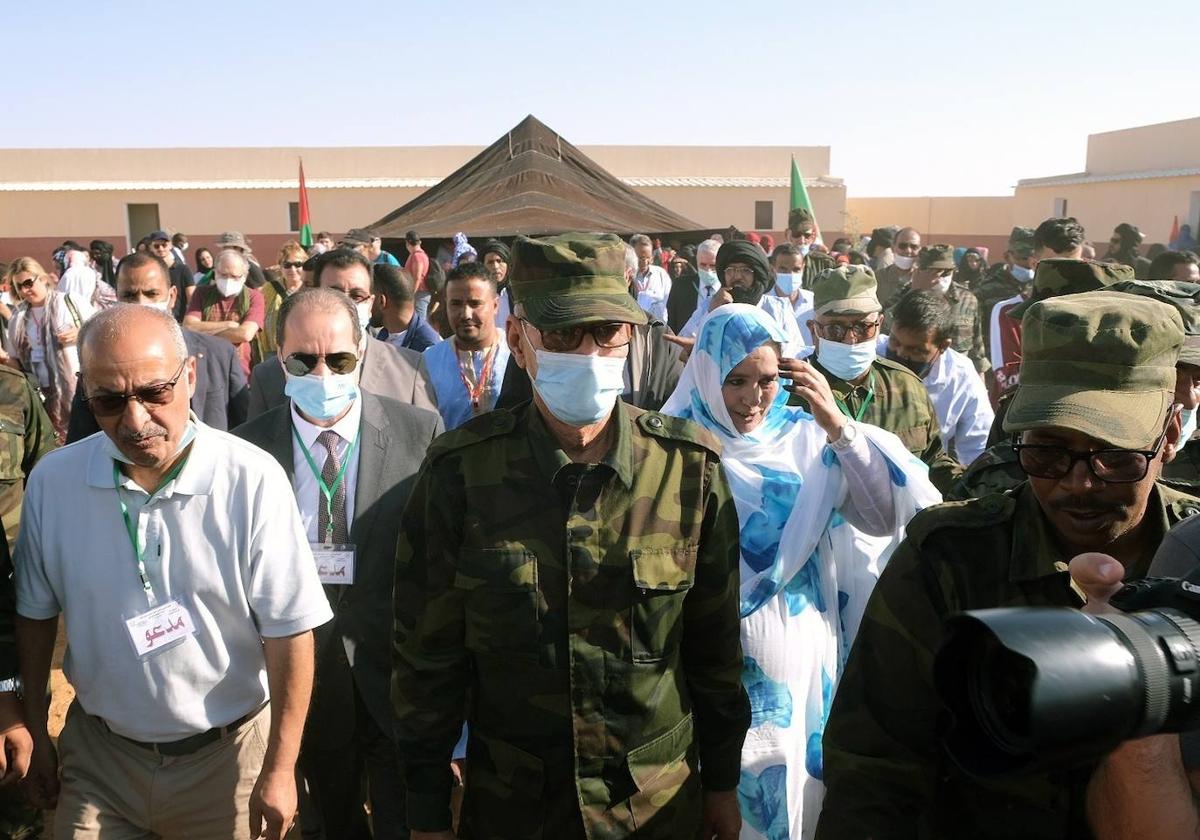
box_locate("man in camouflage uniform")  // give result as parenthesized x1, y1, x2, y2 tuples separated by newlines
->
(0, 365, 56, 548)
(884, 244, 988, 373)
(975, 226, 1039, 352)
(874, 226, 920, 307)
(784, 207, 835, 291)
(818, 292, 1200, 839)
(392, 233, 750, 840)
(948, 258, 1139, 500)
(792, 265, 961, 493)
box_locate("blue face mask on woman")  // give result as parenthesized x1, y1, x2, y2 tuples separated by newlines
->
(284, 371, 360, 421)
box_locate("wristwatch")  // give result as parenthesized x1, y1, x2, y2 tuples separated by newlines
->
(829, 420, 858, 450)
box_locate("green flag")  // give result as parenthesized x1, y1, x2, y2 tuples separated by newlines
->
(789, 156, 820, 239)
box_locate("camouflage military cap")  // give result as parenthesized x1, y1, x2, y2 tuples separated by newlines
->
(509, 232, 647, 329)
(1109, 279, 1200, 366)
(813, 265, 880, 316)
(1009, 258, 1136, 319)
(788, 206, 815, 231)
(1008, 226, 1037, 257)
(1004, 291, 1184, 449)
(918, 244, 956, 271)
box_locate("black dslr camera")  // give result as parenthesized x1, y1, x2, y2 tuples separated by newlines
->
(933, 573, 1200, 775)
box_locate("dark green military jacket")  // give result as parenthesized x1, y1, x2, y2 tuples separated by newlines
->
(0, 365, 57, 546)
(875, 264, 912, 312)
(883, 282, 989, 374)
(817, 482, 1200, 840)
(792, 357, 962, 493)
(392, 401, 750, 840)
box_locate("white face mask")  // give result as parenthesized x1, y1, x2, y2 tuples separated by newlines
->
(357, 301, 373, 330)
(1010, 264, 1035, 283)
(798, 244, 812, 257)
(138, 300, 172, 312)
(817, 336, 876, 381)
(934, 274, 954, 294)
(893, 254, 915, 271)
(214, 276, 245, 298)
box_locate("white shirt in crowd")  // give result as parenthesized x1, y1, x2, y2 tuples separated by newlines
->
(290, 399, 362, 543)
(921, 347, 994, 466)
(632, 265, 672, 322)
(776, 288, 815, 350)
(14, 419, 333, 742)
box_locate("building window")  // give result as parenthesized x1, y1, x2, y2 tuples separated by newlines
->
(288, 202, 301, 232)
(755, 201, 774, 230)
(1053, 198, 1068, 217)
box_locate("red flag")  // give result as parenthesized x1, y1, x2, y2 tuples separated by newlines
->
(298, 159, 312, 247)
(1170, 214, 1180, 246)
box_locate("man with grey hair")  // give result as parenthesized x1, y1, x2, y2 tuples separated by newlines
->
(184, 249, 266, 380)
(629, 233, 672, 321)
(14, 304, 331, 840)
(676, 239, 732, 339)
(234, 287, 442, 839)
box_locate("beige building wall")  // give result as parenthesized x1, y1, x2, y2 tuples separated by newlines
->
(1084, 117, 1200, 175)
(842, 196, 1016, 252)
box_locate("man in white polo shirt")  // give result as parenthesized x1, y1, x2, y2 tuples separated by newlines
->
(14, 304, 332, 840)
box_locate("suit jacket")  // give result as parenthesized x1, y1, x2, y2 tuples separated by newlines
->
(233, 391, 443, 748)
(65, 329, 249, 443)
(246, 337, 437, 420)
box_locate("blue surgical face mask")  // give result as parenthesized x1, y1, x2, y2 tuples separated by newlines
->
(1180, 405, 1197, 443)
(1010, 264, 1035, 282)
(798, 244, 812, 257)
(775, 272, 797, 295)
(531, 348, 627, 427)
(285, 371, 360, 421)
(698, 268, 720, 293)
(103, 419, 198, 466)
(817, 336, 876, 381)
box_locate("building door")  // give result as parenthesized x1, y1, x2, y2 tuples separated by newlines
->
(1190, 191, 1200, 232)
(126, 204, 160, 251)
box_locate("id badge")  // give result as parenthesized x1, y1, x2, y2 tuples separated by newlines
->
(124, 598, 196, 659)
(311, 543, 355, 585)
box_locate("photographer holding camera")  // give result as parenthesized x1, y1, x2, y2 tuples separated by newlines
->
(817, 292, 1200, 839)
(1070, 550, 1200, 839)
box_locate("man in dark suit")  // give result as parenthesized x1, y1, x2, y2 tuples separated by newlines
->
(246, 249, 437, 420)
(234, 287, 442, 840)
(65, 253, 248, 442)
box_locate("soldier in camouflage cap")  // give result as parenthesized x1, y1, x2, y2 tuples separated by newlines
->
(785, 208, 835, 290)
(393, 232, 750, 840)
(885, 244, 988, 373)
(975, 226, 1040, 349)
(820, 292, 1199, 840)
(794, 265, 963, 492)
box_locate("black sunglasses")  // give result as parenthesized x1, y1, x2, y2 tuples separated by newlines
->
(84, 359, 188, 417)
(281, 261, 305, 270)
(16, 277, 38, 290)
(284, 352, 359, 376)
(520, 319, 632, 353)
(1011, 420, 1170, 484)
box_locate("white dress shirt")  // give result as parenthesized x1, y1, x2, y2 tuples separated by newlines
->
(632, 265, 672, 322)
(681, 294, 806, 358)
(290, 398, 362, 544)
(775, 288, 815, 350)
(922, 347, 994, 466)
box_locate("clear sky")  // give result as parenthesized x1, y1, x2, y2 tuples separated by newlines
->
(3, 0, 1195, 196)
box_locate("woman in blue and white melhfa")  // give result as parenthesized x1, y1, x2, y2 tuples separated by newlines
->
(661, 304, 940, 840)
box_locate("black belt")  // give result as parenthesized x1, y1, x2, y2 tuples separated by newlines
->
(104, 704, 266, 757)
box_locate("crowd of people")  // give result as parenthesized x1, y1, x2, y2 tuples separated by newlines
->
(0, 209, 1198, 840)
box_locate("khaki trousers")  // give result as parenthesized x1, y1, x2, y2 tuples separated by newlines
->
(54, 702, 270, 840)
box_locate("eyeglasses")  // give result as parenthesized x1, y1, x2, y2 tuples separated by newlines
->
(84, 359, 187, 417)
(281, 261, 305, 270)
(16, 277, 38, 290)
(723, 266, 755, 280)
(895, 242, 921, 255)
(330, 288, 372, 304)
(792, 229, 817, 241)
(520, 320, 632, 353)
(814, 319, 881, 343)
(283, 352, 359, 376)
(1012, 435, 1166, 484)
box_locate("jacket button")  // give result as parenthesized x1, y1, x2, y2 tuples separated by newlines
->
(648, 416, 663, 429)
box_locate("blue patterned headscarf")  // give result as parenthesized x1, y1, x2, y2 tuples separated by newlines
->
(452, 232, 477, 267)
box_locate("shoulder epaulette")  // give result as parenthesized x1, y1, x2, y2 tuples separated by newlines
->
(904, 493, 1015, 548)
(873, 355, 924, 383)
(635, 410, 723, 459)
(426, 409, 519, 460)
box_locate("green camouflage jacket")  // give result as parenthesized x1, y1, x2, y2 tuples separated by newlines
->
(0, 366, 57, 547)
(817, 482, 1200, 840)
(392, 401, 750, 840)
(793, 357, 962, 493)
(874, 264, 912, 312)
(884, 282, 989, 374)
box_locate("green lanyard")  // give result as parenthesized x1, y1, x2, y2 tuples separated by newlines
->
(833, 372, 876, 422)
(292, 424, 360, 544)
(114, 456, 190, 601)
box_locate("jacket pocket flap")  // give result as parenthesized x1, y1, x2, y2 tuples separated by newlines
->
(631, 547, 696, 592)
(626, 713, 694, 792)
